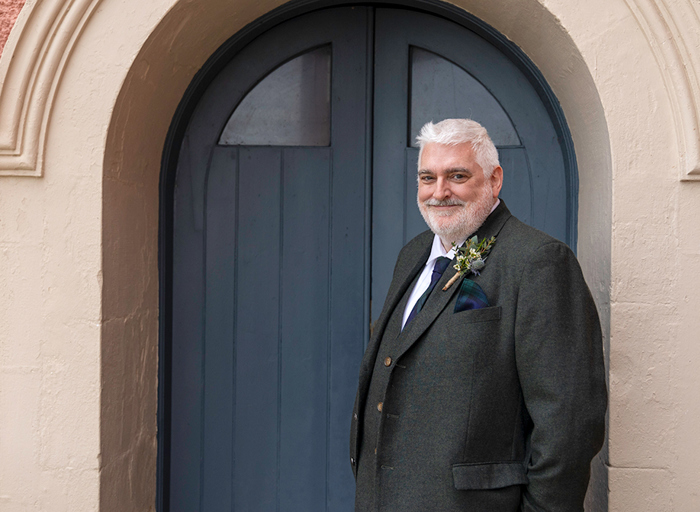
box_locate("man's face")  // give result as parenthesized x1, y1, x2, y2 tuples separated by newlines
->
(417, 142, 503, 247)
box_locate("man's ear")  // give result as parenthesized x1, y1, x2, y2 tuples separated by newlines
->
(490, 166, 503, 199)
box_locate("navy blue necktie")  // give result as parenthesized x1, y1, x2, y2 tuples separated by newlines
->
(404, 256, 451, 328)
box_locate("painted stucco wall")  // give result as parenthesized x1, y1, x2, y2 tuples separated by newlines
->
(0, 0, 698, 510)
(0, 0, 103, 506)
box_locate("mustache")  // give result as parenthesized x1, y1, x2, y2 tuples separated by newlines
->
(422, 198, 466, 207)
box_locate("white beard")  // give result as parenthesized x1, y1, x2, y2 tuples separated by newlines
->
(417, 184, 495, 247)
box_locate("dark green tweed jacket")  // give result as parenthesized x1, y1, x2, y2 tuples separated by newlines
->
(350, 201, 607, 511)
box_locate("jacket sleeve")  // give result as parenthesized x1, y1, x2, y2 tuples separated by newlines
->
(514, 242, 607, 511)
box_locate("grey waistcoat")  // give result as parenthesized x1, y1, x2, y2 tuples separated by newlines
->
(355, 274, 419, 512)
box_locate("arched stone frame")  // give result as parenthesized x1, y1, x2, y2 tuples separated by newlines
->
(5, 0, 699, 508)
(103, 1, 613, 508)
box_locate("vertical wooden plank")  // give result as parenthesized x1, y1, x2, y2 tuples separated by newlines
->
(234, 147, 282, 512)
(498, 147, 533, 227)
(278, 148, 331, 510)
(201, 146, 237, 510)
(327, 8, 370, 511)
(169, 134, 204, 511)
(372, 9, 411, 325)
(527, 135, 569, 244)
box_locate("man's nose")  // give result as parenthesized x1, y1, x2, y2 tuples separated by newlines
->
(434, 177, 451, 199)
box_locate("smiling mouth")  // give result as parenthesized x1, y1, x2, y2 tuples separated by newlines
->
(429, 204, 460, 210)
(427, 204, 463, 217)
(423, 199, 465, 207)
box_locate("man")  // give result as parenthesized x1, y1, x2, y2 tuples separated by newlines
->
(350, 119, 607, 511)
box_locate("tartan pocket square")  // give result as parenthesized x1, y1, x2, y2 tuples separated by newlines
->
(454, 279, 490, 313)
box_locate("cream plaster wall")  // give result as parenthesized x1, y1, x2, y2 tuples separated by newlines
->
(0, 0, 698, 510)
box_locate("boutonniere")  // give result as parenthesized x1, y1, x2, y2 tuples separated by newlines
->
(442, 235, 496, 291)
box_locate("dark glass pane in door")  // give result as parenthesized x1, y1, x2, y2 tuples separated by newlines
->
(220, 46, 332, 146)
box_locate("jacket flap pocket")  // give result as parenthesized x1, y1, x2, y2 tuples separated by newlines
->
(452, 462, 528, 490)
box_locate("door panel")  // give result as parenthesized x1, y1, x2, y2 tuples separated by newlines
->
(167, 6, 574, 511)
(220, 46, 332, 146)
(170, 8, 370, 511)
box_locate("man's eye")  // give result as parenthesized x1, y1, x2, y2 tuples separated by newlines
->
(452, 174, 466, 180)
(420, 175, 435, 182)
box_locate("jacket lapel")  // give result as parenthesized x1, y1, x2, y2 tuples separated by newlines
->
(376, 243, 431, 342)
(393, 201, 513, 360)
(358, 234, 432, 380)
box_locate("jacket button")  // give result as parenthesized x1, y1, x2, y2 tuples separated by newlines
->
(353, 413, 358, 420)
(351, 457, 355, 465)
(384, 357, 392, 367)
(377, 402, 383, 412)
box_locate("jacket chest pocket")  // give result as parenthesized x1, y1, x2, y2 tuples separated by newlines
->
(452, 305, 501, 323)
(443, 306, 506, 354)
(424, 306, 503, 366)
(445, 305, 502, 338)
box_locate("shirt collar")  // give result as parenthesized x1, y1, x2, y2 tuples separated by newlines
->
(427, 232, 459, 266)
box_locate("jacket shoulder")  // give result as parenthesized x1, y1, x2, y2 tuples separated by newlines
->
(498, 216, 575, 261)
(390, 229, 433, 275)
(401, 230, 434, 256)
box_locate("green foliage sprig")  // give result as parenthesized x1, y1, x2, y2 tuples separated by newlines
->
(442, 235, 496, 291)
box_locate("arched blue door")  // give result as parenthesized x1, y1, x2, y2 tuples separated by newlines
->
(164, 6, 575, 511)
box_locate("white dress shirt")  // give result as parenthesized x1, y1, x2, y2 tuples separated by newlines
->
(401, 235, 460, 329)
(401, 199, 500, 329)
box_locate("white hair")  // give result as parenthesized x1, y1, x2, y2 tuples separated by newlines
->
(416, 119, 500, 178)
